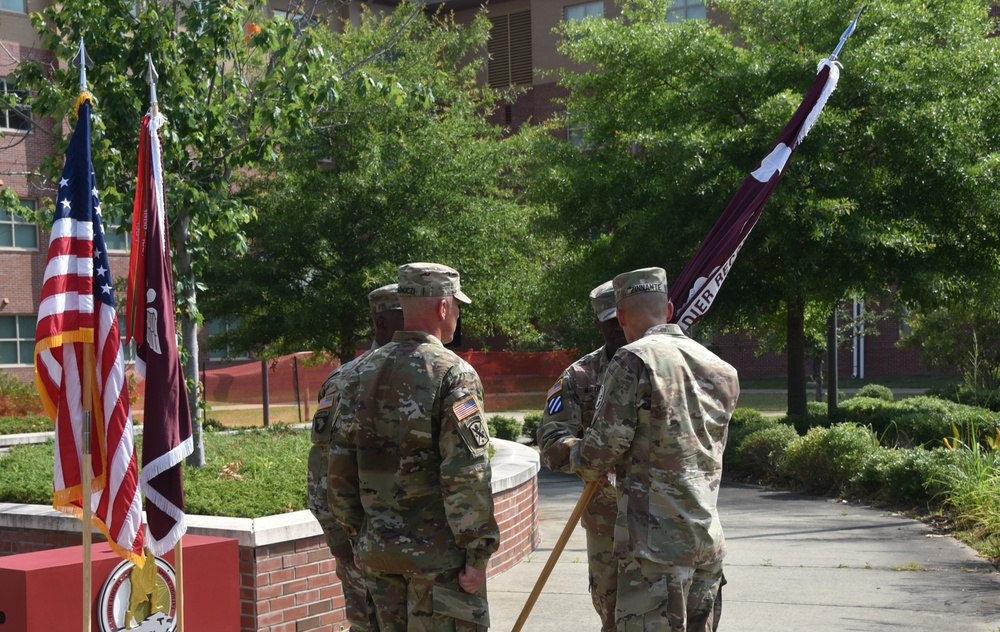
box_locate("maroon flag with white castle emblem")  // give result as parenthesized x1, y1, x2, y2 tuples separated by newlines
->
(127, 112, 193, 555)
(669, 57, 843, 330)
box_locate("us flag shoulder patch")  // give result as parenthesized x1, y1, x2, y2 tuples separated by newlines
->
(318, 394, 335, 410)
(546, 379, 563, 400)
(452, 396, 480, 421)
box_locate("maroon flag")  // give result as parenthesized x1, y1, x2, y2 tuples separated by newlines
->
(34, 94, 146, 565)
(669, 58, 842, 330)
(128, 112, 193, 556)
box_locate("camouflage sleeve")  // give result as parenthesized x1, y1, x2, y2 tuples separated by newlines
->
(438, 364, 501, 571)
(326, 383, 364, 540)
(537, 370, 584, 473)
(573, 351, 643, 480)
(307, 378, 352, 556)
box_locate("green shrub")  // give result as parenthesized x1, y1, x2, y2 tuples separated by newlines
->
(724, 408, 780, 477)
(850, 447, 953, 505)
(488, 415, 523, 442)
(0, 372, 43, 417)
(783, 423, 879, 495)
(521, 412, 542, 446)
(929, 383, 1000, 412)
(782, 402, 832, 435)
(732, 424, 798, 483)
(855, 384, 894, 402)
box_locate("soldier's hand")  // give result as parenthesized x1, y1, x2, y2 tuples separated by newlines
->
(458, 564, 485, 593)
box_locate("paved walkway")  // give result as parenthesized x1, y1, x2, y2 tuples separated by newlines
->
(488, 468, 1000, 632)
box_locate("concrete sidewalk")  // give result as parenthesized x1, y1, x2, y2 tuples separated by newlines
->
(488, 469, 1000, 632)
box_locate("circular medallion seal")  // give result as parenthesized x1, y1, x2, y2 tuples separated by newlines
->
(97, 554, 177, 632)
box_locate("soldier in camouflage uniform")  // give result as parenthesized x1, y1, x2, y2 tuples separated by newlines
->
(571, 267, 740, 632)
(308, 283, 403, 632)
(537, 280, 626, 632)
(328, 262, 500, 632)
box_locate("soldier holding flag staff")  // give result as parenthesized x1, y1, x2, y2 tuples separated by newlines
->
(537, 280, 626, 632)
(572, 267, 740, 632)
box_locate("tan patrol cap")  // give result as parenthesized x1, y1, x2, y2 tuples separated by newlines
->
(397, 262, 472, 304)
(589, 281, 617, 322)
(613, 267, 668, 304)
(368, 283, 401, 313)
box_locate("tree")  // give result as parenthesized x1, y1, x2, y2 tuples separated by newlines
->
(200, 6, 554, 360)
(15, 0, 427, 464)
(524, 0, 1000, 412)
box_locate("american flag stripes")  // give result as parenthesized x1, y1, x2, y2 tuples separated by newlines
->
(128, 113, 194, 556)
(34, 96, 145, 565)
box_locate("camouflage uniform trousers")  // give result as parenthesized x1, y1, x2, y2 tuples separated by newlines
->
(335, 556, 379, 632)
(364, 566, 489, 632)
(615, 558, 723, 632)
(587, 530, 618, 632)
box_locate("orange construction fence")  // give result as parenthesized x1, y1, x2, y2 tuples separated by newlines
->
(194, 350, 578, 412)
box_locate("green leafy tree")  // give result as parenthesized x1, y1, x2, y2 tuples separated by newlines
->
(15, 0, 425, 464)
(200, 6, 554, 359)
(525, 0, 1000, 413)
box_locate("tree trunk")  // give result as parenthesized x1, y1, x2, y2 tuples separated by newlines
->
(176, 206, 206, 467)
(827, 310, 839, 416)
(787, 297, 808, 416)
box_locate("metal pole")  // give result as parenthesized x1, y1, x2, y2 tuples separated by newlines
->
(828, 310, 839, 416)
(261, 359, 270, 427)
(293, 355, 302, 425)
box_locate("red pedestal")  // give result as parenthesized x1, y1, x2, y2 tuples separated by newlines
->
(0, 534, 239, 632)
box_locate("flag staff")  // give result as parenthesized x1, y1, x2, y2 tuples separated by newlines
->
(143, 54, 185, 631)
(146, 54, 159, 118)
(830, 7, 864, 62)
(511, 480, 600, 632)
(74, 35, 95, 632)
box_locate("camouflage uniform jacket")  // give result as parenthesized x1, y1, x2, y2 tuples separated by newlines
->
(537, 347, 617, 536)
(328, 330, 500, 574)
(573, 324, 740, 568)
(307, 348, 373, 557)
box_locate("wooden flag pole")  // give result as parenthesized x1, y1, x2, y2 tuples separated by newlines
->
(511, 479, 600, 632)
(82, 341, 95, 632)
(175, 539, 184, 631)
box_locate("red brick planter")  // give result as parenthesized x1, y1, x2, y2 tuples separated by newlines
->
(0, 439, 540, 631)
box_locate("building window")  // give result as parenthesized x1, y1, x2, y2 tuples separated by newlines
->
(0, 315, 35, 366)
(104, 224, 129, 252)
(0, 199, 38, 249)
(0, 0, 26, 14)
(208, 319, 250, 361)
(488, 11, 533, 88)
(1, 77, 31, 131)
(666, 0, 706, 22)
(565, 1, 603, 22)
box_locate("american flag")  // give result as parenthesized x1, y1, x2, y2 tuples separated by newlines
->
(127, 112, 194, 556)
(452, 396, 480, 421)
(34, 96, 145, 565)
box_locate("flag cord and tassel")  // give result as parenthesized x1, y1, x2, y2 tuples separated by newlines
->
(512, 479, 600, 632)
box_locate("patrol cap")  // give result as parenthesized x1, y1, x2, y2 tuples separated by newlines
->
(589, 280, 617, 322)
(613, 267, 668, 304)
(397, 262, 472, 304)
(368, 283, 401, 313)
